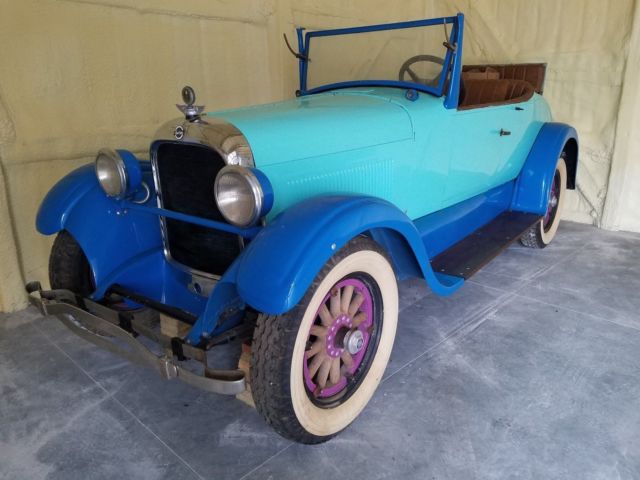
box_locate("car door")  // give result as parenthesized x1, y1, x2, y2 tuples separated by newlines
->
(439, 102, 532, 207)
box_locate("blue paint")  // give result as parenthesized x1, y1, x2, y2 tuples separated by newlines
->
(117, 149, 143, 194)
(36, 164, 98, 235)
(249, 167, 275, 218)
(34, 13, 579, 345)
(305, 16, 457, 38)
(298, 15, 461, 99)
(416, 181, 515, 258)
(124, 203, 261, 238)
(303, 80, 442, 97)
(235, 195, 464, 315)
(512, 123, 579, 214)
(443, 14, 464, 109)
(184, 261, 244, 345)
(212, 89, 549, 222)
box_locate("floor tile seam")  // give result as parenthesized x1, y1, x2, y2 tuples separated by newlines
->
(513, 240, 594, 292)
(399, 290, 433, 314)
(383, 291, 517, 382)
(29, 318, 207, 480)
(511, 291, 640, 335)
(236, 443, 293, 480)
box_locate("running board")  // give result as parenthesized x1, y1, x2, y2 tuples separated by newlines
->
(430, 211, 541, 279)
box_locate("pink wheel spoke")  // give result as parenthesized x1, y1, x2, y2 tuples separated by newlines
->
(340, 285, 354, 314)
(341, 351, 354, 369)
(348, 293, 365, 316)
(317, 358, 331, 389)
(329, 287, 341, 317)
(306, 341, 323, 358)
(318, 304, 333, 327)
(308, 352, 325, 378)
(329, 357, 341, 385)
(303, 277, 374, 399)
(310, 324, 327, 338)
(352, 311, 367, 327)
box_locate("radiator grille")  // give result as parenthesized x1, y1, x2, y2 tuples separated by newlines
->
(154, 142, 240, 275)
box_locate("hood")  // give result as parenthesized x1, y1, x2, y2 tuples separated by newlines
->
(210, 89, 414, 167)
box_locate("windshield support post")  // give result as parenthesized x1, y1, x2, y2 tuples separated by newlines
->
(443, 13, 464, 110)
(296, 27, 308, 93)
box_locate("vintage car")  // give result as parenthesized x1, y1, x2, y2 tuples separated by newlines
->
(27, 13, 578, 444)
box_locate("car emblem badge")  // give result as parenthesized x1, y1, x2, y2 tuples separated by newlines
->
(174, 125, 184, 140)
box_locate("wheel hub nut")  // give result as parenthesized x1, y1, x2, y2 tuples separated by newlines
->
(344, 329, 365, 355)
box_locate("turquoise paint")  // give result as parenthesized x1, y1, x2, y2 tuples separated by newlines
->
(210, 86, 551, 221)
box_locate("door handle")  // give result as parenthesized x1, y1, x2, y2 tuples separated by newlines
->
(499, 129, 511, 136)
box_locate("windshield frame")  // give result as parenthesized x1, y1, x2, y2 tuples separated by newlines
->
(296, 14, 463, 105)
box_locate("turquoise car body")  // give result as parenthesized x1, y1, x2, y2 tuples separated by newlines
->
(34, 13, 578, 348)
(214, 87, 551, 220)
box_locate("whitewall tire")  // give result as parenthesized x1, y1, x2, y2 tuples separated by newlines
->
(250, 237, 398, 443)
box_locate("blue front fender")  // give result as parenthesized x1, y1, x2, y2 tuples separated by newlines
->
(36, 164, 99, 235)
(35, 163, 164, 296)
(512, 122, 578, 214)
(235, 195, 463, 315)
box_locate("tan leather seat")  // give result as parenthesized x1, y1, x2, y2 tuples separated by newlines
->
(458, 79, 534, 110)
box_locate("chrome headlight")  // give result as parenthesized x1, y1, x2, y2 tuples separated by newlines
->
(95, 148, 142, 199)
(214, 166, 272, 227)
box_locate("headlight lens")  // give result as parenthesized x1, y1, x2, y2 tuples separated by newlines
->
(95, 149, 127, 198)
(215, 166, 267, 227)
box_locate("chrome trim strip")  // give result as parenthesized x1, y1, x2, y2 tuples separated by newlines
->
(154, 116, 255, 167)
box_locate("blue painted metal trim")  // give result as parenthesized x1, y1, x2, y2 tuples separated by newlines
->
(298, 14, 461, 98)
(184, 260, 245, 345)
(123, 203, 261, 238)
(296, 27, 306, 92)
(511, 122, 579, 215)
(443, 13, 464, 109)
(249, 167, 274, 218)
(416, 180, 516, 258)
(305, 16, 457, 38)
(116, 149, 143, 193)
(234, 195, 464, 316)
(304, 80, 441, 97)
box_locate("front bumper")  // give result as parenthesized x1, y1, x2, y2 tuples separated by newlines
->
(26, 282, 246, 395)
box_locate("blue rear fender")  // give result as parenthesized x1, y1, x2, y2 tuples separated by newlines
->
(235, 195, 463, 315)
(512, 122, 578, 214)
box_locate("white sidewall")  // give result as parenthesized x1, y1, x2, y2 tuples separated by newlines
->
(290, 249, 398, 437)
(540, 157, 568, 244)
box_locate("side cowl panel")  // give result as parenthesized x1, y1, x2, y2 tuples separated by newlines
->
(512, 122, 578, 215)
(235, 195, 464, 315)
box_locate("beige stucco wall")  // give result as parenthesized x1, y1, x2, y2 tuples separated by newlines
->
(0, 0, 638, 312)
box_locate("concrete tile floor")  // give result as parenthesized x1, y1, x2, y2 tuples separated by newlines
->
(1, 221, 640, 479)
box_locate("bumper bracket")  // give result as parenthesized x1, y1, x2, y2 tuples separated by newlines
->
(26, 282, 246, 396)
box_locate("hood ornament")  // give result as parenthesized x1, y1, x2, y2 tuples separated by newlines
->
(176, 85, 205, 122)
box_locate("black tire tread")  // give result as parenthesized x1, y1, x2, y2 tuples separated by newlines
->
(49, 231, 94, 295)
(519, 153, 567, 249)
(519, 223, 545, 249)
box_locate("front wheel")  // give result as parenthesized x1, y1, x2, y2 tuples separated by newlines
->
(520, 155, 568, 248)
(250, 237, 398, 444)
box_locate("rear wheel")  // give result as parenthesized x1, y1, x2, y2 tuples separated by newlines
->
(520, 155, 567, 249)
(250, 237, 398, 444)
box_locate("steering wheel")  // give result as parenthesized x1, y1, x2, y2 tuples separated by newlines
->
(398, 55, 445, 87)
